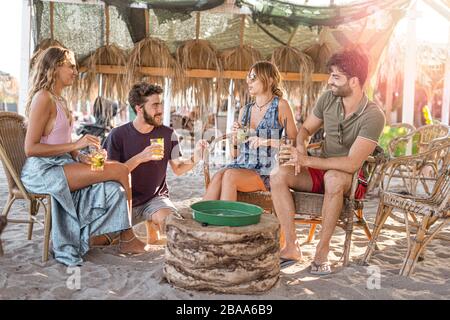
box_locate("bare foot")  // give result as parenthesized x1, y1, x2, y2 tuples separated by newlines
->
(119, 232, 148, 254)
(280, 242, 303, 261)
(146, 222, 161, 244)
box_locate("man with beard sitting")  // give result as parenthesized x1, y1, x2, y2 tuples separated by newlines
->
(270, 49, 385, 274)
(103, 82, 207, 245)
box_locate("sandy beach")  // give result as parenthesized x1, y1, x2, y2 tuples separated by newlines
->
(0, 163, 449, 300)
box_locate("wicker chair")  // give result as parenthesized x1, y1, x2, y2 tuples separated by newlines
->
(366, 123, 416, 193)
(0, 215, 6, 256)
(390, 123, 449, 155)
(361, 142, 449, 276)
(203, 134, 378, 266)
(383, 124, 449, 196)
(0, 112, 52, 262)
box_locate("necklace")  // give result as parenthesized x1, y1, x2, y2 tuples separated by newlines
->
(254, 96, 273, 111)
(50, 91, 65, 102)
(51, 92, 71, 123)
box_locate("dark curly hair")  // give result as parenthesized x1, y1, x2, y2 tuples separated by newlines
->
(128, 82, 163, 114)
(326, 49, 369, 86)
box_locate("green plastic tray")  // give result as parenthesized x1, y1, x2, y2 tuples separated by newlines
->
(190, 200, 263, 227)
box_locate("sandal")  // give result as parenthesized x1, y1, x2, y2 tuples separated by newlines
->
(90, 233, 120, 248)
(310, 261, 332, 275)
(280, 258, 298, 269)
(118, 235, 147, 255)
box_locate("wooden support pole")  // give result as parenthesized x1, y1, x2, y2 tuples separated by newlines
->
(105, 4, 110, 46)
(385, 72, 395, 125)
(239, 15, 245, 48)
(145, 9, 149, 37)
(225, 79, 235, 160)
(195, 12, 200, 40)
(163, 78, 172, 127)
(49, 1, 54, 40)
(402, 3, 417, 127)
(79, 65, 329, 82)
(19, 0, 33, 116)
(287, 26, 298, 46)
(80, 65, 328, 81)
(442, 25, 450, 125)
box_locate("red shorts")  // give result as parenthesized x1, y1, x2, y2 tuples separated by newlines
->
(307, 167, 368, 200)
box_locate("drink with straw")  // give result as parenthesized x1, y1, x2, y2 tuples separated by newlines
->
(150, 138, 164, 160)
(90, 148, 107, 171)
(278, 118, 292, 165)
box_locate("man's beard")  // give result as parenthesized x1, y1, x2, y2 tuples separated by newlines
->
(330, 83, 352, 97)
(143, 108, 162, 127)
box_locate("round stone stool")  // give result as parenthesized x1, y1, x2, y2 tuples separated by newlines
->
(164, 213, 280, 294)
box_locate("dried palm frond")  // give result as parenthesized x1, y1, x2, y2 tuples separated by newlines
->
(304, 42, 332, 74)
(175, 39, 222, 124)
(271, 46, 314, 107)
(30, 38, 65, 70)
(79, 44, 128, 104)
(126, 36, 181, 88)
(221, 44, 261, 105)
(303, 42, 332, 118)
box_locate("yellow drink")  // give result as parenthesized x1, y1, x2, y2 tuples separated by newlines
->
(278, 139, 293, 165)
(90, 149, 106, 171)
(150, 138, 164, 160)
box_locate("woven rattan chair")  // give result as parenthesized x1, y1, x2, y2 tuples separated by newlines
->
(366, 123, 416, 193)
(385, 124, 449, 196)
(0, 112, 52, 262)
(203, 134, 377, 266)
(0, 215, 6, 256)
(389, 123, 449, 156)
(361, 142, 449, 276)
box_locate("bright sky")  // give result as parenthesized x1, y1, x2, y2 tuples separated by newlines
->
(0, 0, 448, 81)
(0, 0, 22, 79)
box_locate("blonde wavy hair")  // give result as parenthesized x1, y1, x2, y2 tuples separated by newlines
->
(249, 61, 284, 98)
(25, 46, 72, 116)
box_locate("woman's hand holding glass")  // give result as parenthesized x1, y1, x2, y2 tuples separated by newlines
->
(230, 122, 240, 146)
(75, 134, 100, 150)
(247, 136, 274, 149)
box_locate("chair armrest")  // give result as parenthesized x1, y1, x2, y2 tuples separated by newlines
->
(379, 142, 449, 196)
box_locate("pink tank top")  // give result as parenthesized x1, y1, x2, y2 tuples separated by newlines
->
(40, 100, 73, 145)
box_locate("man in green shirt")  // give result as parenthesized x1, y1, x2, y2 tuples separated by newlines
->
(271, 49, 385, 274)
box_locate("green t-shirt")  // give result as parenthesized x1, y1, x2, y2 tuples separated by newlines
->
(312, 90, 385, 158)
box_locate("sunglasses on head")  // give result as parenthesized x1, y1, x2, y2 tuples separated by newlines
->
(338, 123, 344, 145)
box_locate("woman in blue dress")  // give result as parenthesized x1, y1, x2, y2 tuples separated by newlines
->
(203, 61, 297, 201)
(21, 46, 147, 266)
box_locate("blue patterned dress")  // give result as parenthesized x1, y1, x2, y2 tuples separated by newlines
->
(226, 96, 284, 190)
(21, 155, 131, 266)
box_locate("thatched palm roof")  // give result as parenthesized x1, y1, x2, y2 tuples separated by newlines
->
(30, 0, 410, 114)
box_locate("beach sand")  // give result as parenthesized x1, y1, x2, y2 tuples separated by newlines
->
(0, 164, 449, 300)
